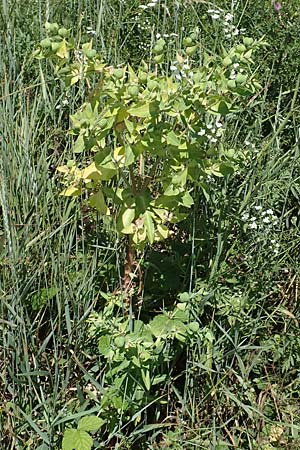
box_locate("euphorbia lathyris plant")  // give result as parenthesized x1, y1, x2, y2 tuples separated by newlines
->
(35, 25, 262, 298)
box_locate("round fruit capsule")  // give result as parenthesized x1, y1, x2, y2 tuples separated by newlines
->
(128, 85, 139, 97)
(185, 45, 198, 56)
(40, 38, 52, 49)
(114, 68, 124, 79)
(85, 49, 97, 59)
(222, 56, 232, 67)
(58, 27, 68, 38)
(153, 44, 164, 55)
(243, 37, 254, 47)
(183, 37, 193, 46)
(51, 42, 61, 52)
(236, 44, 246, 54)
(98, 118, 108, 129)
(153, 54, 164, 63)
(227, 79, 236, 89)
(114, 336, 125, 348)
(147, 79, 158, 90)
(138, 71, 148, 83)
(236, 73, 247, 84)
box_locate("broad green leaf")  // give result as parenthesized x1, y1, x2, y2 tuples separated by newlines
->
(125, 145, 135, 166)
(89, 191, 110, 215)
(98, 335, 111, 357)
(74, 135, 85, 153)
(141, 369, 151, 391)
(144, 210, 155, 244)
(219, 162, 234, 176)
(167, 131, 180, 147)
(122, 208, 135, 232)
(62, 428, 77, 450)
(73, 430, 93, 450)
(149, 314, 168, 337)
(60, 186, 81, 197)
(181, 191, 194, 208)
(128, 102, 150, 118)
(81, 163, 101, 181)
(156, 224, 168, 240)
(54, 40, 69, 59)
(171, 167, 187, 186)
(78, 416, 105, 432)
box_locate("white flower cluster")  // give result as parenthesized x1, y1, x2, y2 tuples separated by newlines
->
(229, 63, 245, 80)
(242, 206, 280, 254)
(56, 98, 69, 110)
(198, 120, 223, 144)
(86, 27, 97, 37)
(169, 60, 192, 81)
(156, 32, 178, 39)
(242, 207, 279, 230)
(139, 0, 158, 9)
(207, 8, 243, 39)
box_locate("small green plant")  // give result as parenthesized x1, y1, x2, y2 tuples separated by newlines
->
(62, 415, 104, 450)
(87, 294, 199, 431)
(35, 26, 262, 249)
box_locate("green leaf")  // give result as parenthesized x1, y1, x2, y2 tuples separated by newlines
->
(60, 186, 81, 197)
(167, 131, 180, 147)
(89, 191, 110, 215)
(122, 208, 135, 233)
(73, 430, 93, 450)
(144, 210, 155, 244)
(141, 369, 151, 391)
(78, 416, 104, 432)
(62, 428, 77, 450)
(98, 335, 111, 357)
(128, 102, 150, 118)
(219, 162, 234, 176)
(181, 191, 194, 208)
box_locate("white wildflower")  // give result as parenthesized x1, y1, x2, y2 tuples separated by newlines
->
(225, 13, 234, 22)
(249, 222, 257, 229)
(262, 217, 271, 224)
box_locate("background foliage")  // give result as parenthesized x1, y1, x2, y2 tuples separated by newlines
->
(1, 1, 300, 449)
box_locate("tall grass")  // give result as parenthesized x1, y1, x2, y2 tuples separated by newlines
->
(1, 0, 300, 449)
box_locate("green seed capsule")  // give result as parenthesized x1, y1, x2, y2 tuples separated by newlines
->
(147, 80, 158, 90)
(138, 71, 148, 83)
(236, 44, 246, 54)
(153, 45, 164, 55)
(114, 336, 125, 348)
(40, 38, 52, 49)
(243, 37, 254, 47)
(51, 42, 61, 52)
(99, 118, 108, 129)
(236, 73, 247, 84)
(85, 49, 97, 59)
(222, 56, 232, 67)
(185, 45, 198, 56)
(227, 79, 236, 89)
(153, 54, 164, 63)
(183, 37, 193, 46)
(58, 27, 68, 38)
(128, 85, 139, 97)
(114, 68, 124, 79)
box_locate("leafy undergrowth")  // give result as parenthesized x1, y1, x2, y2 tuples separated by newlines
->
(1, 1, 300, 449)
